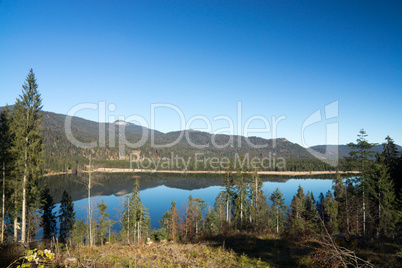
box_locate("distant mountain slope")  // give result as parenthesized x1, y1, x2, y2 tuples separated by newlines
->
(3, 106, 399, 172)
(309, 144, 402, 159)
(36, 109, 318, 172)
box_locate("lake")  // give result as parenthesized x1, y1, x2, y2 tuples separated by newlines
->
(43, 173, 338, 230)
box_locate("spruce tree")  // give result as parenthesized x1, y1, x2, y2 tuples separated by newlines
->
(333, 172, 350, 235)
(213, 192, 227, 231)
(233, 170, 250, 229)
(323, 191, 338, 234)
(0, 107, 13, 242)
(382, 136, 402, 196)
(121, 179, 150, 244)
(304, 191, 320, 232)
(368, 154, 398, 238)
(97, 200, 114, 245)
(222, 169, 235, 226)
(346, 129, 376, 236)
(159, 201, 178, 241)
(159, 210, 172, 240)
(249, 171, 268, 230)
(169, 201, 178, 241)
(269, 188, 287, 234)
(203, 207, 220, 236)
(40, 188, 57, 242)
(12, 69, 43, 243)
(58, 190, 75, 244)
(289, 185, 307, 234)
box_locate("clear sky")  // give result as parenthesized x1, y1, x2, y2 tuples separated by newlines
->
(1, 0, 401, 147)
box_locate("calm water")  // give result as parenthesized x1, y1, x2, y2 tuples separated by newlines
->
(45, 174, 335, 230)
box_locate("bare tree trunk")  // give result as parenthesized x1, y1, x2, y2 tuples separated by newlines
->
(138, 215, 141, 243)
(21, 137, 28, 243)
(345, 185, 350, 234)
(226, 199, 229, 224)
(127, 203, 130, 244)
(356, 214, 359, 235)
(88, 155, 93, 246)
(1, 161, 5, 243)
(13, 217, 18, 242)
(276, 205, 279, 234)
(363, 184, 366, 237)
(240, 193, 243, 224)
(377, 187, 381, 239)
(254, 175, 258, 224)
(109, 226, 111, 244)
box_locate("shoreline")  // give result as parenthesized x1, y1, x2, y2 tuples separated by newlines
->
(43, 168, 359, 177)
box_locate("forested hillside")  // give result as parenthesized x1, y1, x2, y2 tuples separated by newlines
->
(37, 109, 332, 172)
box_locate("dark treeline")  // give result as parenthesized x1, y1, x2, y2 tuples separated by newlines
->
(42, 151, 347, 174)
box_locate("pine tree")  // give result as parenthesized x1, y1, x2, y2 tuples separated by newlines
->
(382, 136, 399, 168)
(382, 136, 402, 196)
(367, 154, 398, 238)
(40, 188, 57, 242)
(304, 191, 320, 232)
(183, 195, 206, 240)
(289, 185, 307, 234)
(222, 169, 235, 226)
(317, 192, 325, 220)
(11, 69, 44, 243)
(0, 107, 13, 243)
(72, 219, 87, 246)
(159, 201, 178, 241)
(58, 190, 75, 244)
(233, 170, 250, 229)
(333, 172, 350, 235)
(346, 129, 376, 236)
(269, 188, 287, 234)
(97, 200, 114, 245)
(249, 171, 268, 230)
(159, 210, 172, 240)
(204, 207, 220, 236)
(169, 201, 178, 241)
(121, 179, 150, 244)
(323, 191, 338, 234)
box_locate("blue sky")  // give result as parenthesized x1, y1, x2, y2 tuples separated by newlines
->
(1, 0, 401, 146)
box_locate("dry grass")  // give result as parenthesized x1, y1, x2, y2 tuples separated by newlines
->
(66, 241, 267, 267)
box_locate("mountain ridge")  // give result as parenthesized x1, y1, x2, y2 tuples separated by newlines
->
(2, 106, 400, 172)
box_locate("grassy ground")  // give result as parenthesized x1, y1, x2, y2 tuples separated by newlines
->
(2, 234, 401, 267)
(64, 241, 266, 267)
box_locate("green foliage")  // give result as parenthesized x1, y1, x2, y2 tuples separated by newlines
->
(158, 200, 179, 241)
(367, 153, 399, 238)
(97, 199, 114, 245)
(121, 179, 150, 244)
(203, 207, 220, 236)
(72, 219, 87, 246)
(269, 188, 287, 234)
(58, 190, 75, 244)
(323, 191, 338, 234)
(11, 69, 44, 242)
(40, 188, 57, 241)
(346, 129, 376, 172)
(0, 107, 14, 242)
(183, 195, 206, 240)
(289, 185, 307, 234)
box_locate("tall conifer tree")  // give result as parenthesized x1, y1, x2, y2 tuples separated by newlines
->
(0, 107, 13, 242)
(12, 69, 43, 243)
(40, 188, 57, 242)
(59, 190, 76, 244)
(346, 129, 375, 236)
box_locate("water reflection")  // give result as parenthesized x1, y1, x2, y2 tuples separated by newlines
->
(43, 174, 336, 230)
